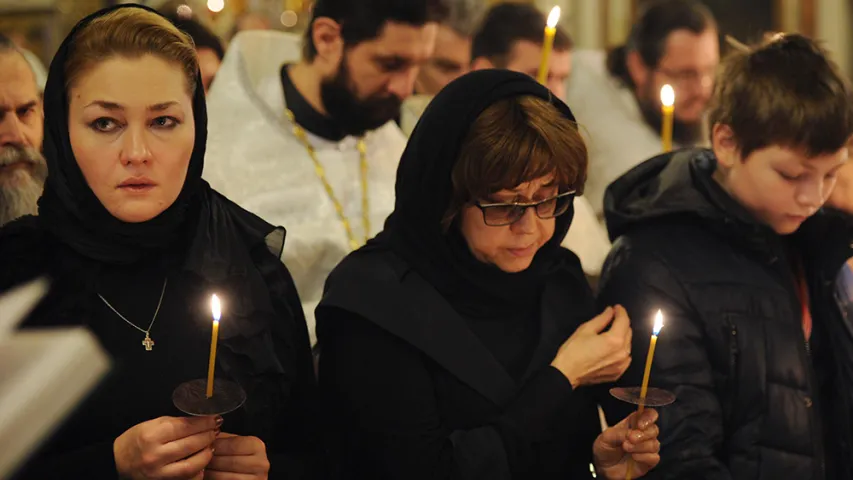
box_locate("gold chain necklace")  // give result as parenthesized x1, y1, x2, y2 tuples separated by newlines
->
(285, 109, 370, 251)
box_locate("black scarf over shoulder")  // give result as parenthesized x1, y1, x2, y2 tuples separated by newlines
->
(367, 70, 583, 317)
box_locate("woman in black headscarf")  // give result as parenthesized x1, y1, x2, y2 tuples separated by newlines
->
(0, 5, 318, 479)
(316, 70, 662, 479)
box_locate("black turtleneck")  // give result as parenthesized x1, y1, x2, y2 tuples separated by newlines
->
(280, 64, 347, 142)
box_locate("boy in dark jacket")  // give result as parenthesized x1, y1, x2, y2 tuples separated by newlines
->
(598, 34, 853, 480)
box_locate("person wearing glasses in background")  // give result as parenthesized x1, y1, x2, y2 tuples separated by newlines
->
(315, 70, 662, 479)
(565, 0, 719, 221)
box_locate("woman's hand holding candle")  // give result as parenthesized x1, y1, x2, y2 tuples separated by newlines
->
(624, 310, 666, 480)
(550, 305, 633, 388)
(113, 415, 221, 480)
(593, 409, 661, 480)
(206, 433, 271, 479)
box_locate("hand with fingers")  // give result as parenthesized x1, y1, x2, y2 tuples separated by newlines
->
(204, 433, 270, 479)
(550, 305, 633, 388)
(593, 409, 661, 479)
(113, 415, 222, 480)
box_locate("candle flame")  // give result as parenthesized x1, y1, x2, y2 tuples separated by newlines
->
(547, 6, 561, 28)
(653, 310, 664, 335)
(211, 294, 221, 322)
(660, 84, 675, 108)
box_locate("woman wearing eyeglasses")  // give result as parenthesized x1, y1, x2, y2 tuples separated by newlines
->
(315, 70, 662, 480)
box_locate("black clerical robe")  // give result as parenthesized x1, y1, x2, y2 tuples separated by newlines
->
(316, 249, 602, 479)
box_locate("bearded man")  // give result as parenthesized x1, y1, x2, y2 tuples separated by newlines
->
(0, 33, 46, 227)
(204, 0, 447, 343)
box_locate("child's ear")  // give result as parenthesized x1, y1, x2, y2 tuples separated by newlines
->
(712, 123, 740, 167)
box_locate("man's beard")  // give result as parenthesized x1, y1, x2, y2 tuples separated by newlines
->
(0, 145, 47, 227)
(321, 56, 402, 137)
(637, 81, 706, 146)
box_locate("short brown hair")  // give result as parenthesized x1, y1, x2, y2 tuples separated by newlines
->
(65, 8, 199, 95)
(471, 3, 573, 68)
(708, 33, 853, 159)
(443, 95, 587, 228)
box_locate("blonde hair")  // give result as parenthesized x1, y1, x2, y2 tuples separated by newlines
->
(65, 8, 199, 95)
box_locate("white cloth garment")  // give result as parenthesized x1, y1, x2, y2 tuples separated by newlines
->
(400, 94, 432, 137)
(562, 193, 610, 277)
(20, 49, 47, 92)
(204, 31, 407, 344)
(566, 49, 669, 220)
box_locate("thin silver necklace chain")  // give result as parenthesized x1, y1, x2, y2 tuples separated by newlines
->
(98, 278, 168, 336)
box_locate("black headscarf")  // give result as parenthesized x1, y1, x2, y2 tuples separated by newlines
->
(38, 4, 206, 262)
(368, 70, 582, 316)
(36, 4, 285, 341)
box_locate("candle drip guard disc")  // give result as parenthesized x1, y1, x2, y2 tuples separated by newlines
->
(173, 379, 246, 416)
(610, 387, 676, 407)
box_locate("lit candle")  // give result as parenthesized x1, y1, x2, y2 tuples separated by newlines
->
(626, 310, 665, 480)
(660, 85, 675, 152)
(205, 294, 221, 398)
(638, 310, 665, 413)
(536, 6, 561, 84)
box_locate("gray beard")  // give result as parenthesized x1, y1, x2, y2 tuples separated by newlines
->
(0, 146, 47, 227)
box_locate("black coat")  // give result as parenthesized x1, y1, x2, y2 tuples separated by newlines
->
(316, 249, 603, 479)
(1, 216, 321, 480)
(598, 149, 853, 480)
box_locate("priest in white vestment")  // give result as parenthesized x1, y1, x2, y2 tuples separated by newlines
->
(204, 2, 443, 343)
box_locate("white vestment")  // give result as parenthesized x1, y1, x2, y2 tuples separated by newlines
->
(204, 32, 406, 344)
(400, 94, 432, 137)
(563, 194, 610, 276)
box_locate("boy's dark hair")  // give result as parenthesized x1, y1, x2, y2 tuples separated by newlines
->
(163, 14, 225, 61)
(709, 34, 853, 159)
(303, 0, 449, 61)
(607, 0, 716, 87)
(471, 3, 572, 68)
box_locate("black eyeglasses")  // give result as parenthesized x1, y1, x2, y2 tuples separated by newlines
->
(475, 190, 576, 227)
